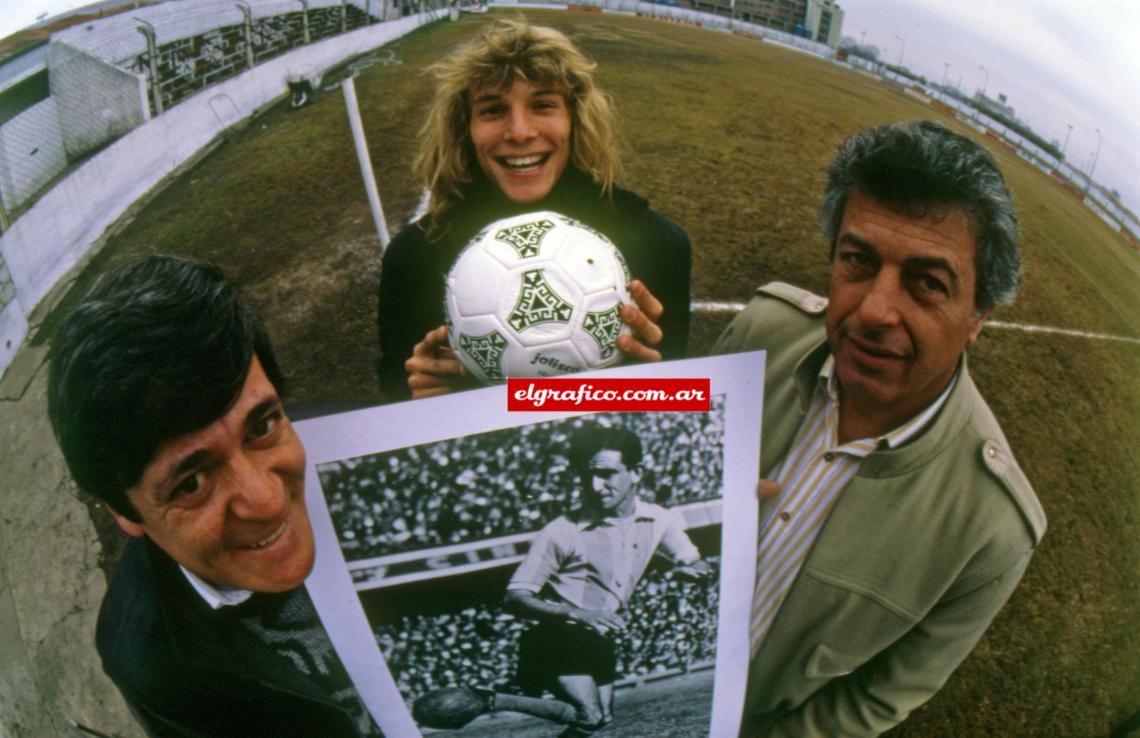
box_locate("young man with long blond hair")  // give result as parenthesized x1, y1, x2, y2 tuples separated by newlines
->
(377, 17, 692, 401)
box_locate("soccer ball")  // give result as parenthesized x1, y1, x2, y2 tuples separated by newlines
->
(445, 211, 632, 383)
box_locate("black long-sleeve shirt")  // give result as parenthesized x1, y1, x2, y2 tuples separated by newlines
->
(377, 167, 692, 402)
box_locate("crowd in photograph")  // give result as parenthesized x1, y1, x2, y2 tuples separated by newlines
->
(320, 399, 726, 559)
(374, 559, 720, 703)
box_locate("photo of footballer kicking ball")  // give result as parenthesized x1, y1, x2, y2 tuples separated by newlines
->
(296, 354, 765, 737)
(413, 425, 715, 737)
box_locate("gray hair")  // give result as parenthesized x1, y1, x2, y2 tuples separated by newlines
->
(820, 120, 1021, 310)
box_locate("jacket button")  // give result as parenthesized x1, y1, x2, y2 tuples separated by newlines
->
(779, 511, 792, 522)
(823, 452, 836, 462)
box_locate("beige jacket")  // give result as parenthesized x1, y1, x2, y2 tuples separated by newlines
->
(714, 283, 1046, 737)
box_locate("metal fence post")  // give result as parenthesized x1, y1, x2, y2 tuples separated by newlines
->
(135, 20, 163, 115)
(300, 0, 310, 43)
(237, 3, 255, 68)
(341, 0, 348, 33)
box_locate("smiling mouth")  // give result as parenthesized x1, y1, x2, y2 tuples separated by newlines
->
(497, 153, 550, 171)
(246, 520, 287, 550)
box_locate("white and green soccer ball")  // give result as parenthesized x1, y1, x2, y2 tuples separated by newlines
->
(445, 211, 632, 383)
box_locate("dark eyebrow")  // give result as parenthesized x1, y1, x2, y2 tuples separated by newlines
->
(471, 92, 504, 106)
(905, 257, 959, 288)
(836, 233, 877, 254)
(244, 396, 283, 433)
(154, 396, 281, 500)
(153, 448, 211, 502)
(168, 450, 209, 485)
(838, 234, 960, 287)
(472, 88, 560, 106)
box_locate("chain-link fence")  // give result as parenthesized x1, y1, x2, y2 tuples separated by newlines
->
(0, 0, 452, 224)
(0, 255, 15, 312)
(131, 3, 380, 115)
(928, 91, 1139, 241)
(0, 75, 68, 223)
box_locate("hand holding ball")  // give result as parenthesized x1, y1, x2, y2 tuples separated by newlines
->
(445, 211, 632, 382)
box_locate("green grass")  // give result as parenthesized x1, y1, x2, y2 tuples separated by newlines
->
(55, 10, 1139, 736)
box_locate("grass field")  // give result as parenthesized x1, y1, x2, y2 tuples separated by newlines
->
(48, 9, 1139, 736)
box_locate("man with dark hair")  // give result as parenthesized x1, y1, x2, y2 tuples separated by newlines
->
(715, 120, 1045, 736)
(48, 254, 380, 737)
(413, 425, 710, 737)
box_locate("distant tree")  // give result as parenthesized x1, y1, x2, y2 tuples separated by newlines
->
(838, 37, 879, 62)
(881, 63, 925, 84)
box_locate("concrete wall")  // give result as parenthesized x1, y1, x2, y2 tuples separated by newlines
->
(47, 41, 150, 160)
(0, 256, 22, 372)
(0, 45, 48, 93)
(0, 11, 436, 380)
(53, 0, 369, 67)
(0, 12, 443, 736)
(0, 97, 69, 214)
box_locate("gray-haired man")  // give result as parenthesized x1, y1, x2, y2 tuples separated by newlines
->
(715, 120, 1046, 736)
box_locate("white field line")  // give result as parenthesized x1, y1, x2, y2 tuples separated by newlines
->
(691, 301, 1140, 346)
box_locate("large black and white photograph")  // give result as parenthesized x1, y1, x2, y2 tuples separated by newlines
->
(295, 354, 764, 737)
(3, 0, 1137, 735)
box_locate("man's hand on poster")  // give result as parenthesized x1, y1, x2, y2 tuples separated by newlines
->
(757, 479, 781, 500)
(617, 280, 664, 363)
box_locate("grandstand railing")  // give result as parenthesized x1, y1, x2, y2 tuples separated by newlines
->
(0, 8, 441, 378)
(348, 498, 723, 589)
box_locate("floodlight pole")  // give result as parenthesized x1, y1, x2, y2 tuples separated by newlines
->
(893, 34, 904, 67)
(1061, 123, 1072, 159)
(1085, 128, 1102, 197)
(342, 76, 391, 253)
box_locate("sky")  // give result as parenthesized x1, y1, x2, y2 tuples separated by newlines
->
(841, 0, 1139, 215)
(2, 0, 1138, 213)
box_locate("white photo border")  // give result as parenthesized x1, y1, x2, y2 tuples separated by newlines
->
(295, 352, 765, 737)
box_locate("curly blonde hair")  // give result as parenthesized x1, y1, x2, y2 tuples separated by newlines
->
(415, 16, 622, 223)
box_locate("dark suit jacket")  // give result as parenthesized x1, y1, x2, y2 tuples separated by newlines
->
(97, 537, 365, 737)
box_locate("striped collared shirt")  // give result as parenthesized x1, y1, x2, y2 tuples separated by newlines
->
(750, 357, 956, 655)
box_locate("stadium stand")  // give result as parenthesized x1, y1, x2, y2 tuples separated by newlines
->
(374, 560, 721, 703)
(319, 399, 726, 558)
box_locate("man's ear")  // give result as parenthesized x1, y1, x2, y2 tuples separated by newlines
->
(967, 307, 993, 345)
(106, 504, 146, 538)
